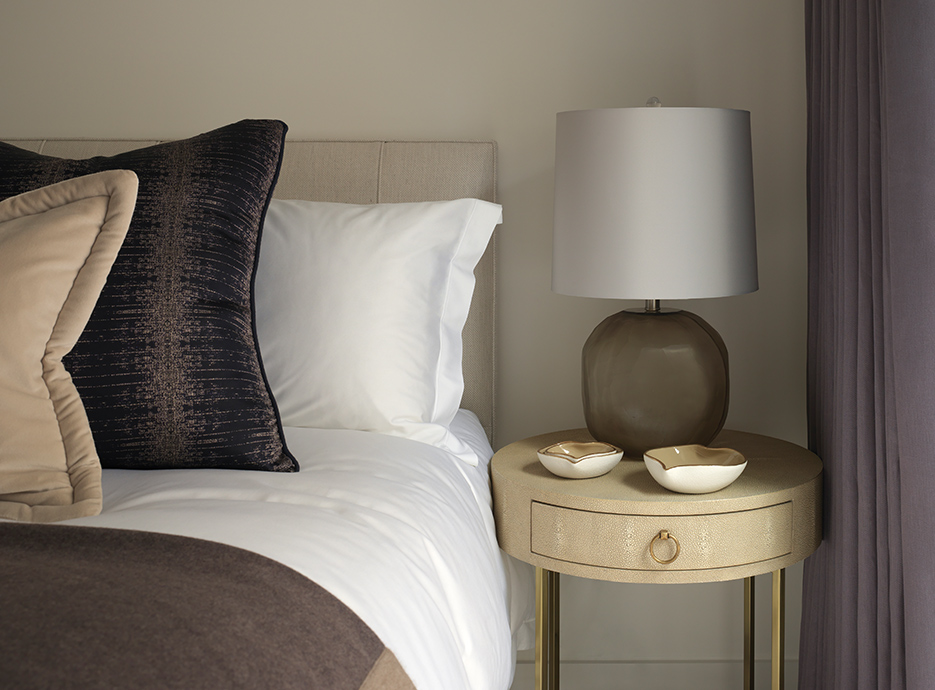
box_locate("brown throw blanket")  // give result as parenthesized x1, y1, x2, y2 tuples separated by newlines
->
(0, 522, 416, 690)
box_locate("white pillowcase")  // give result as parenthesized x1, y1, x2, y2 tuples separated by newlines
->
(255, 198, 501, 465)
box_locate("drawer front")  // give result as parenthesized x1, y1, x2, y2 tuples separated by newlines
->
(530, 501, 793, 571)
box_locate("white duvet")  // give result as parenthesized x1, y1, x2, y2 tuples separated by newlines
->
(65, 410, 534, 690)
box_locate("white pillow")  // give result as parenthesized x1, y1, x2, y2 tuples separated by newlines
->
(255, 198, 501, 465)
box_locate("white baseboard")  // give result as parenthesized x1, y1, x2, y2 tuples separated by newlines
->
(509, 659, 799, 689)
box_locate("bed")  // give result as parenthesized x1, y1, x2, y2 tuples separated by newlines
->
(0, 121, 534, 689)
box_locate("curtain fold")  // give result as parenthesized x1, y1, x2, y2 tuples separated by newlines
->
(801, 1, 935, 687)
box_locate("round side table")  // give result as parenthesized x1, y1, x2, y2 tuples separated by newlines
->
(492, 429, 822, 690)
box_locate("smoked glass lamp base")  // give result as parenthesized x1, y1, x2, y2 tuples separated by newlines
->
(582, 308, 729, 458)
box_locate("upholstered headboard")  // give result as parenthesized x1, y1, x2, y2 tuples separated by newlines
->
(3, 139, 498, 442)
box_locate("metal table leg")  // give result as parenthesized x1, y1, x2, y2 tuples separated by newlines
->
(535, 567, 560, 690)
(746, 570, 786, 690)
(744, 576, 755, 690)
(772, 569, 785, 690)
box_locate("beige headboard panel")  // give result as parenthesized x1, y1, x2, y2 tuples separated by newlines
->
(3, 139, 498, 442)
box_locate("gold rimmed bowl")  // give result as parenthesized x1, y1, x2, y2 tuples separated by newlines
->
(643, 445, 747, 494)
(537, 440, 623, 479)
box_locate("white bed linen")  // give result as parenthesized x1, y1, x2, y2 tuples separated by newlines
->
(64, 410, 533, 690)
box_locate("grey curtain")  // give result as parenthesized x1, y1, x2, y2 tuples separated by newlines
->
(800, 1, 935, 688)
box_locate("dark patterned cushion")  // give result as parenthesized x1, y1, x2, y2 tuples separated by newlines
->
(0, 121, 297, 471)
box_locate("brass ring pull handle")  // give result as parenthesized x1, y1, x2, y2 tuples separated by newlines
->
(649, 530, 681, 564)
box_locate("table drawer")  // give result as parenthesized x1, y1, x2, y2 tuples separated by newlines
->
(530, 501, 793, 571)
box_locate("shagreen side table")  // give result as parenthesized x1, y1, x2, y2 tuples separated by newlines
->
(492, 429, 822, 690)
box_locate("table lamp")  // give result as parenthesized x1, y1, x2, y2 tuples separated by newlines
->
(552, 101, 758, 458)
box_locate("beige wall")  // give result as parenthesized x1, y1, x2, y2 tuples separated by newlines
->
(1, 0, 807, 685)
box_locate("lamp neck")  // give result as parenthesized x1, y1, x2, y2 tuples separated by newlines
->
(644, 299, 662, 313)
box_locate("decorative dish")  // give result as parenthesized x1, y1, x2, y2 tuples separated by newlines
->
(643, 445, 746, 494)
(537, 440, 623, 479)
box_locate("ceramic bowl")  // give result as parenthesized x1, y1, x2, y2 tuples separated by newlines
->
(537, 441, 623, 479)
(643, 445, 747, 494)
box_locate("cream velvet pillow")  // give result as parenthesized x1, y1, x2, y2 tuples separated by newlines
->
(0, 170, 137, 522)
(255, 198, 501, 465)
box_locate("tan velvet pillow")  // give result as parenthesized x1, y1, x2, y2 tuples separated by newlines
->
(0, 170, 137, 522)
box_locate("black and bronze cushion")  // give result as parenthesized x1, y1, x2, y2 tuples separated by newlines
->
(0, 120, 297, 472)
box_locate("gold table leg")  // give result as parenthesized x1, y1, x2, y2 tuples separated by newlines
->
(535, 567, 560, 690)
(772, 569, 785, 690)
(744, 576, 755, 690)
